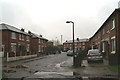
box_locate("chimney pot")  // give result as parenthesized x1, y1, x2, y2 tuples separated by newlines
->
(77, 38, 79, 41)
(21, 28, 24, 32)
(28, 31, 31, 34)
(40, 35, 42, 37)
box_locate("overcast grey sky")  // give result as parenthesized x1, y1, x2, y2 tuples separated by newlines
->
(0, 0, 120, 43)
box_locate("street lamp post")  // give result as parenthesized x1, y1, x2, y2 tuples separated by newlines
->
(66, 21, 75, 66)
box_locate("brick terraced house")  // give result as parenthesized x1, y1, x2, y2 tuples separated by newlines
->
(89, 8, 120, 65)
(30, 33, 48, 54)
(0, 23, 48, 62)
(63, 38, 89, 52)
(47, 41, 54, 46)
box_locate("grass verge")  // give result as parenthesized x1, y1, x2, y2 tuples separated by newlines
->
(108, 65, 120, 73)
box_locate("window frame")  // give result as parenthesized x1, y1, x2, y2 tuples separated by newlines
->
(26, 36, 29, 41)
(102, 42, 105, 52)
(19, 34, 22, 40)
(111, 18, 115, 30)
(11, 32, 16, 39)
(22, 34, 24, 41)
(111, 38, 115, 53)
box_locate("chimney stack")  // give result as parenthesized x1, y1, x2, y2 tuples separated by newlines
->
(40, 35, 42, 37)
(28, 31, 31, 34)
(21, 28, 24, 32)
(77, 38, 79, 41)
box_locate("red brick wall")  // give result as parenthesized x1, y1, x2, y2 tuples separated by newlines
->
(31, 38, 38, 53)
(63, 41, 89, 51)
(2, 31, 10, 57)
(89, 10, 119, 57)
(117, 11, 120, 53)
(2, 30, 32, 57)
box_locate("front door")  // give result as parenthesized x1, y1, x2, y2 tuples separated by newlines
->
(0, 45, 4, 57)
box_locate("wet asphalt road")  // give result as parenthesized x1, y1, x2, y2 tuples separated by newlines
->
(3, 52, 119, 79)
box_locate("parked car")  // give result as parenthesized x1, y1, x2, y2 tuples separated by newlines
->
(67, 50, 73, 56)
(87, 49, 103, 63)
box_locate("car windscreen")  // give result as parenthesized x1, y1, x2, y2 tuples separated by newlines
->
(89, 50, 100, 54)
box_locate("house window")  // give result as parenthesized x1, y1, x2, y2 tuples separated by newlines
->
(39, 39, 41, 43)
(11, 32, 16, 39)
(19, 34, 22, 40)
(102, 42, 105, 52)
(26, 36, 29, 41)
(38, 45, 41, 52)
(111, 39, 115, 52)
(82, 42, 85, 45)
(112, 19, 115, 29)
(82, 46, 85, 50)
(26, 44, 29, 52)
(22, 34, 24, 40)
(11, 45, 16, 52)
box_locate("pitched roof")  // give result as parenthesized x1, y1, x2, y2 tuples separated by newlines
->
(31, 33, 48, 41)
(0, 23, 29, 35)
(47, 41, 53, 43)
(63, 38, 89, 44)
(90, 8, 120, 40)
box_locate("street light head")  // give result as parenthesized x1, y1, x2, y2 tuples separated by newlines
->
(66, 21, 73, 23)
(66, 21, 71, 23)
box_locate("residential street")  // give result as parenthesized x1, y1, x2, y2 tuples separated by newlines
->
(3, 52, 119, 79)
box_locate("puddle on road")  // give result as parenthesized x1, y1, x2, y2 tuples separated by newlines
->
(55, 61, 66, 68)
(34, 72, 73, 76)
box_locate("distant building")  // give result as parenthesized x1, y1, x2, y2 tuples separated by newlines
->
(89, 8, 120, 65)
(47, 41, 53, 46)
(63, 38, 89, 52)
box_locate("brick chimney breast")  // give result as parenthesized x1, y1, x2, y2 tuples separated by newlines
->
(40, 35, 42, 37)
(28, 31, 31, 34)
(77, 38, 79, 41)
(21, 28, 24, 32)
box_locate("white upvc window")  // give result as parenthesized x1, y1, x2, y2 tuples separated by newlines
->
(26, 36, 29, 41)
(82, 42, 85, 45)
(38, 45, 41, 52)
(19, 34, 22, 40)
(111, 18, 115, 30)
(22, 34, 24, 40)
(82, 46, 85, 50)
(111, 38, 115, 53)
(26, 44, 30, 52)
(102, 42, 105, 52)
(11, 32, 16, 39)
(11, 44, 16, 53)
(38, 39, 41, 43)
